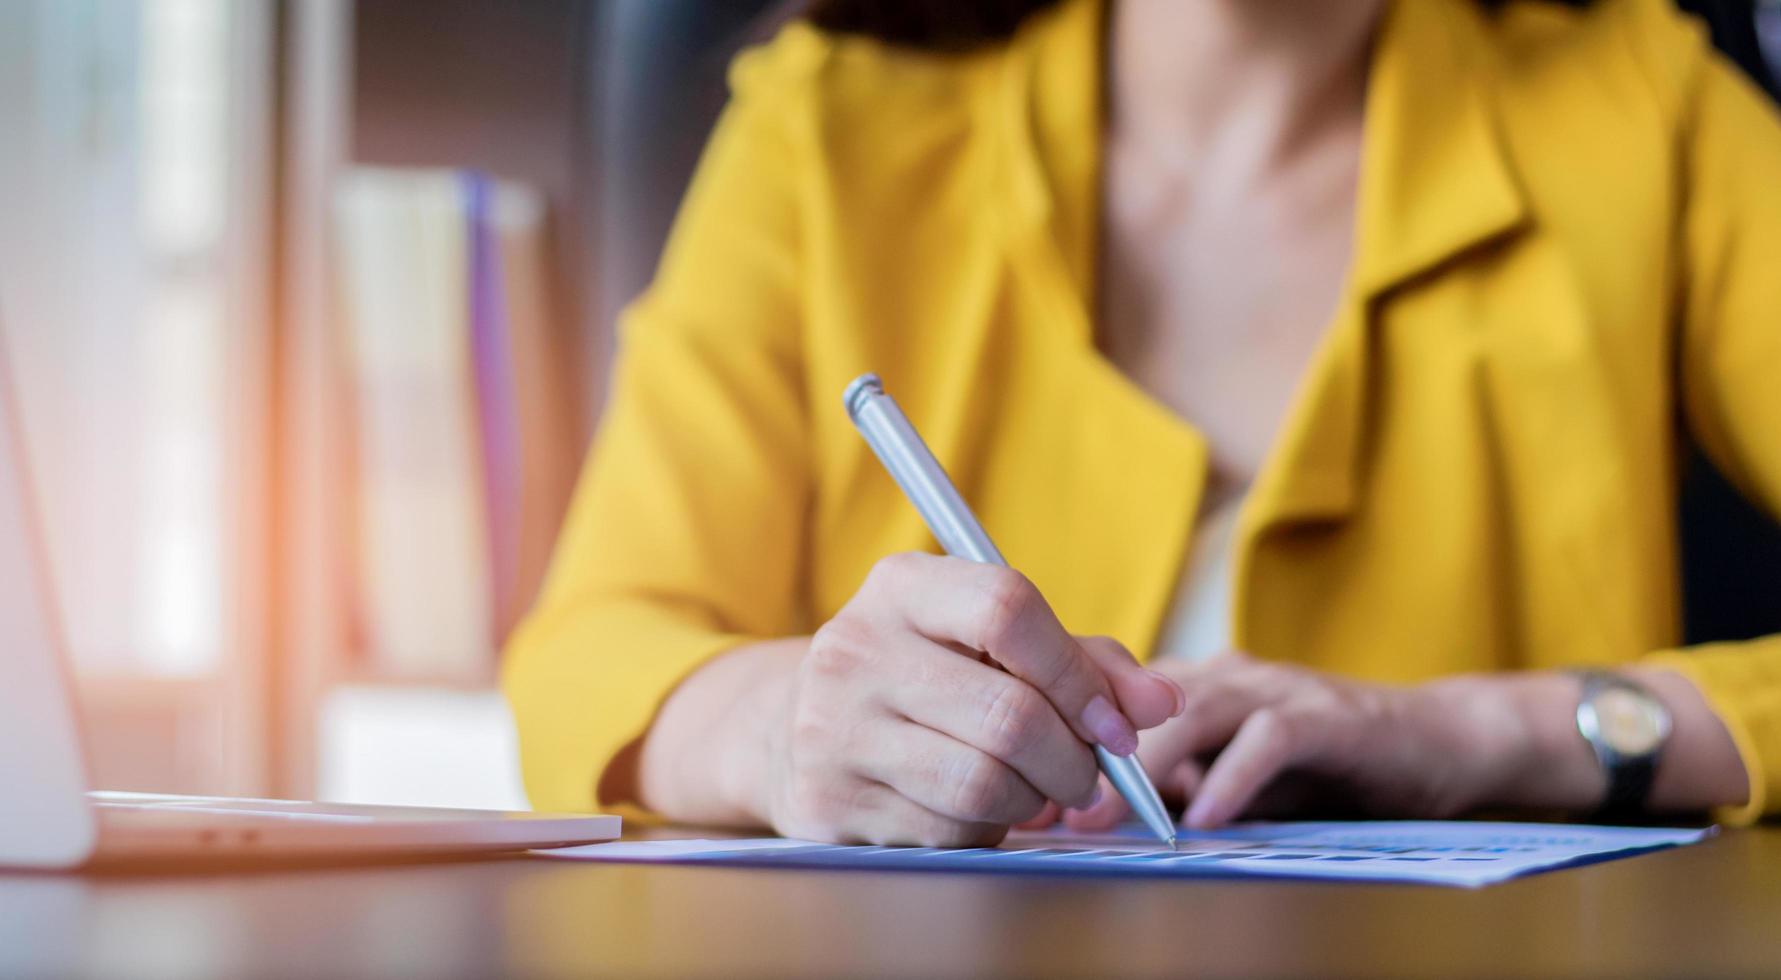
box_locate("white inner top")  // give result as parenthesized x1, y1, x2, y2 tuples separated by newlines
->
(1152, 488, 1246, 663)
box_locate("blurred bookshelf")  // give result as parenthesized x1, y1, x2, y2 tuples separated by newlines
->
(274, 0, 601, 803)
(333, 167, 575, 684)
(0, 0, 606, 804)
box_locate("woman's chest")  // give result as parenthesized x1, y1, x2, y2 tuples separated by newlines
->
(1095, 158, 1358, 492)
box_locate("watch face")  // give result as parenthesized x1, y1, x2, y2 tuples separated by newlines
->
(1589, 687, 1669, 756)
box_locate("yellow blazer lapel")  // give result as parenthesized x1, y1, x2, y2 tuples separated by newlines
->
(994, 0, 1535, 657)
(1353, 0, 1530, 295)
(1232, 0, 1532, 650)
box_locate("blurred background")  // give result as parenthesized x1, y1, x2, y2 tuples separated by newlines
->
(0, 0, 1776, 812)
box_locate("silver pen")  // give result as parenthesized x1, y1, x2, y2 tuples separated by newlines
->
(843, 372, 1178, 850)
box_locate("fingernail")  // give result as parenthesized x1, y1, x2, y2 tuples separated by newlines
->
(1081, 694, 1139, 756)
(1146, 670, 1187, 717)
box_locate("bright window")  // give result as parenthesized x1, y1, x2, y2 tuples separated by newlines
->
(0, 0, 260, 678)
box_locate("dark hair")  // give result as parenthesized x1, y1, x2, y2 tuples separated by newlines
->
(801, 0, 1065, 50)
(800, 0, 1580, 51)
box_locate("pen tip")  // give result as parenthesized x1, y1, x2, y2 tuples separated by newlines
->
(1168, 836, 1178, 852)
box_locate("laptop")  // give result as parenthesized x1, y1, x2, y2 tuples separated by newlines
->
(0, 327, 618, 869)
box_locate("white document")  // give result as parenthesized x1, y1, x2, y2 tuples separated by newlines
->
(536, 820, 1713, 888)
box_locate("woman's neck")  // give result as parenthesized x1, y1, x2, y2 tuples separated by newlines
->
(1106, 0, 1386, 176)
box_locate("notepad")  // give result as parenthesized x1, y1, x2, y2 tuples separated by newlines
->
(536, 820, 1712, 888)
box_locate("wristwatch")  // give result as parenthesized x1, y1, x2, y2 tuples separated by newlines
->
(1574, 670, 1672, 818)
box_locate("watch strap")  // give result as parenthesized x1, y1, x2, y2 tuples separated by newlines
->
(1596, 752, 1656, 820)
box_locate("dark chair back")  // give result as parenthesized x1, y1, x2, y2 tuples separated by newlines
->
(591, 0, 779, 341)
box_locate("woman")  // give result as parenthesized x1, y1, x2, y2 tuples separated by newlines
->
(505, 0, 1781, 845)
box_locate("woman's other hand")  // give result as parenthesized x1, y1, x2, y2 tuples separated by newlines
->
(762, 552, 1183, 846)
(1054, 652, 1550, 832)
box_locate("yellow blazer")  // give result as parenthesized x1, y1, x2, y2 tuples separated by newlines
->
(504, 0, 1781, 823)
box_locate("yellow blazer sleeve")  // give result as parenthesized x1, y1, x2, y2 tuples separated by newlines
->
(502, 31, 824, 814)
(1636, 3, 1781, 824)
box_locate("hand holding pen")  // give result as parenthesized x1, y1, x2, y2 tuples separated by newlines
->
(748, 374, 1184, 849)
(834, 373, 1185, 848)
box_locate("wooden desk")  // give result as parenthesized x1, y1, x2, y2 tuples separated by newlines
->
(2, 827, 1777, 978)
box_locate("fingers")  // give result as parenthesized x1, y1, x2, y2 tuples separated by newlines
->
(853, 720, 1048, 826)
(1186, 708, 1319, 829)
(1169, 758, 1205, 798)
(1077, 635, 1185, 731)
(1015, 800, 1061, 830)
(1061, 774, 1124, 832)
(845, 782, 1009, 848)
(862, 554, 1140, 755)
(1063, 753, 1209, 832)
(883, 647, 1100, 807)
(1063, 664, 1260, 832)
(1060, 744, 1201, 832)
(1149, 676, 1264, 764)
